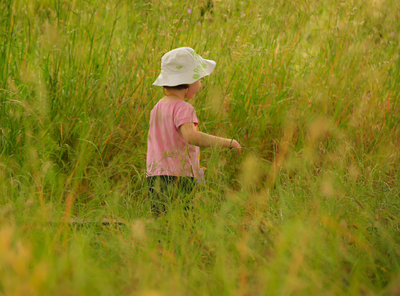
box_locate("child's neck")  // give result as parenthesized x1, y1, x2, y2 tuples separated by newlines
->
(162, 90, 186, 102)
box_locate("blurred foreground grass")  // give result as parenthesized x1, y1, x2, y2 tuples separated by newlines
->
(0, 0, 399, 295)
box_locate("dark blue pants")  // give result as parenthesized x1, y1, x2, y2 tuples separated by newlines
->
(147, 176, 196, 216)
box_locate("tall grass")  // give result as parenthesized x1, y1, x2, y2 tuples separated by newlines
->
(0, 0, 399, 294)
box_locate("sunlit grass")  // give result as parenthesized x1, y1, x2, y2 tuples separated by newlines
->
(0, 0, 399, 294)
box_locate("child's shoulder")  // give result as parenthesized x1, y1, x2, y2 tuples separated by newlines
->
(158, 99, 195, 110)
(177, 100, 195, 108)
(176, 101, 197, 114)
(151, 100, 195, 116)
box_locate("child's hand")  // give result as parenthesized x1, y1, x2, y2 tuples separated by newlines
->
(229, 140, 241, 155)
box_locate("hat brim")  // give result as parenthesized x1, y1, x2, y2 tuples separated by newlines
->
(153, 59, 216, 86)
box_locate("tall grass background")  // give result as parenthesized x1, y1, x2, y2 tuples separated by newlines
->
(0, 0, 399, 294)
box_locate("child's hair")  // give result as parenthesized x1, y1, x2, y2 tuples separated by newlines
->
(163, 84, 189, 90)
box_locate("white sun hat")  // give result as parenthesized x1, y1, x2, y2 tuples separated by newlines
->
(153, 47, 216, 87)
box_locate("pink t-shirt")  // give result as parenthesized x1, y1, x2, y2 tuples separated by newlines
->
(146, 100, 200, 179)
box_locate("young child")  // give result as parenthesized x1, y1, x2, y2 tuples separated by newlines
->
(147, 47, 241, 215)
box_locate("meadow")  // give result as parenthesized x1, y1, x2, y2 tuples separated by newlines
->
(0, 0, 399, 294)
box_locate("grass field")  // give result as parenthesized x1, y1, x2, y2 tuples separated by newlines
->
(1, 0, 400, 295)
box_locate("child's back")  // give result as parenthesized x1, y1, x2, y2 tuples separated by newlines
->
(147, 99, 200, 179)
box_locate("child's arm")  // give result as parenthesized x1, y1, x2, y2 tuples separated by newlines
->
(179, 122, 241, 154)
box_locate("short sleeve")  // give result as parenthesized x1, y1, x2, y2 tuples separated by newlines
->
(174, 103, 199, 129)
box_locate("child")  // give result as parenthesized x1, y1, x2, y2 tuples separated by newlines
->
(147, 47, 241, 215)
